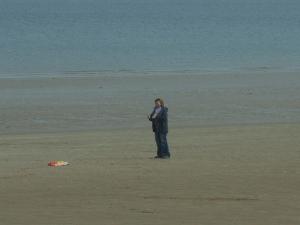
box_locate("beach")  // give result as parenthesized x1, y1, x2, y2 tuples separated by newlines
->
(1, 0, 300, 223)
(0, 72, 300, 224)
(1, 124, 300, 225)
(1, 71, 300, 134)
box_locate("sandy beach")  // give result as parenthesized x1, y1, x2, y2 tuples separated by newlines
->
(1, 71, 300, 134)
(1, 124, 300, 225)
(1, 72, 300, 224)
(2, 0, 300, 223)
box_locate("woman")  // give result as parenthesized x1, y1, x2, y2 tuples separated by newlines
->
(148, 98, 171, 159)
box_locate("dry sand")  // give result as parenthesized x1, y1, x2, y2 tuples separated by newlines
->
(1, 123, 300, 225)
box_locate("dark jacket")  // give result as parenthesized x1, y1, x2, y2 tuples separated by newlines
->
(149, 107, 168, 133)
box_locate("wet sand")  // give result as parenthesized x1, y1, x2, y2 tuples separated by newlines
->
(1, 71, 300, 134)
(1, 124, 300, 225)
(1, 72, 300, 224)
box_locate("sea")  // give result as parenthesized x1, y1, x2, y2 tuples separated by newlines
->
(0, 0, 300, 77)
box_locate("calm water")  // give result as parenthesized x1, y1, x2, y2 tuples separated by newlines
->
(1, 0, 300, 76)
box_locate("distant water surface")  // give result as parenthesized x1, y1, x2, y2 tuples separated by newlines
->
(0, 0, 300, 76)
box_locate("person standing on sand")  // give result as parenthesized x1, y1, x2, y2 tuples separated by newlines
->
(148, 98, 171, 159)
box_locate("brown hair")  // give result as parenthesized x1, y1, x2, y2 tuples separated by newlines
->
(155, 98, 165, 107)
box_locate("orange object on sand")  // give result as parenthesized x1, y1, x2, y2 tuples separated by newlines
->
(48, 161, 69, 167)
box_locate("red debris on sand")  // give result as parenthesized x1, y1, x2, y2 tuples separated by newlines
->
(48, 161, 69, 167)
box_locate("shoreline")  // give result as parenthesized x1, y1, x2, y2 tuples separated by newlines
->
(0, 68, 299, 79)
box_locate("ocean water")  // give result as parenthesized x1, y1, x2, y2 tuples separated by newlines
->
(0, 0, 300, 76)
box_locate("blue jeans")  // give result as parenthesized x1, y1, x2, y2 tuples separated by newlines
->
(154, 132, 170, 157)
